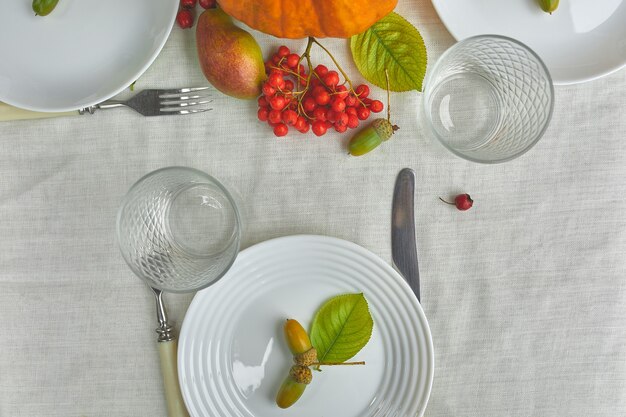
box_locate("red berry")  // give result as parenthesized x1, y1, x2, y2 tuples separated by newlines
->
(176, 9, 194, 29)
(440, 194, 473, 211)
(257, 108, 269, 122)
(286, 54, 300, 68)
(262, 83, 276, 97)
(345, 106, 357, 117)
(268, 109, 282, 124)
(356, 106, 370, 120)
(198, 0, 216, 8)
(258, 96, 269, 108)
(347, 114, 359, 129)
(334, 124, 348, 133)
(282, 109, 298, 125)
(313, 107, 327, 121)
(334, 112, 349, 128)
(273, 123, 289, 137)
(298, 122, 310, 133)
(312, 120, 328, 136)
(269, 95, 287, 110)
(180, 0, 196, 8)
(303, 97, 317, 113)
(268, 73, 285, 90)
(362, 98, 373, 105)
(277, 46, 290, 58)
(323, 71, 340, 88)
(369, 100, 384, 113)
(330, 98, 346, 113)
(284, 79, 295, 91)
(326, 109, 337, 123)
(334, 85, 349, 100)
(355, 84, 370, 98)
(314, 90, 330, 106)
(345, 94, 357, 107)
(324, 120, 333, 129)
(314, 64, 328, 77)
(294, 116, 308, 130)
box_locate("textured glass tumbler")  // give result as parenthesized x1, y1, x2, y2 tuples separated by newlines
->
(422, 35, 554, 163)
(116, 167, 241, 293)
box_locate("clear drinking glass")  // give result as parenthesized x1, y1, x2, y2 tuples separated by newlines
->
(116, 166, 241, 293)
(422, 35, 554, 163)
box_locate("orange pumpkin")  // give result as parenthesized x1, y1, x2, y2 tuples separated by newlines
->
(217, 0, 398, 39)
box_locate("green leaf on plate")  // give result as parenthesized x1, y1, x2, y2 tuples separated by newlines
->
(350, 12, 427, 92)
(310, 293, 373, 364)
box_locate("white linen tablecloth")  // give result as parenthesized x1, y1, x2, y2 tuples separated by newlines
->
(1, 1, 625, 416)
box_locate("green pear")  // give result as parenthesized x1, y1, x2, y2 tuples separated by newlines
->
(196, 8, 266, 99)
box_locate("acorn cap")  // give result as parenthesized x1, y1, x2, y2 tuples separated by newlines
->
(290, 365, 313, 385)
(294, 347, 317, 367)
(371, 118, 399, 142)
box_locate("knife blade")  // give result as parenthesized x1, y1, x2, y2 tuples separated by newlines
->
(392, 168, 420, 302)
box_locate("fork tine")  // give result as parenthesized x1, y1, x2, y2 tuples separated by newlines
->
(158, 87, 210, 96)
(159, 108, 212, 115)
(159, 94, 209, 101)
(161, 100, 212, 108)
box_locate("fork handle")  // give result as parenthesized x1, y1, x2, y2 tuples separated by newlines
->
(0, 102, 78, 121)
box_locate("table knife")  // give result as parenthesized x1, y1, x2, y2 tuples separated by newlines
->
(392, 168, 420, 302)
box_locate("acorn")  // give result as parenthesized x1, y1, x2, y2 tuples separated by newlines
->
(276, 365, 312, 408)
(538, 0, 559, 14)
(348, 118, 399, 156)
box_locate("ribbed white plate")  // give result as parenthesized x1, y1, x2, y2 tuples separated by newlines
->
(431, 0, 626, 85)
(178, 235, 434, 417)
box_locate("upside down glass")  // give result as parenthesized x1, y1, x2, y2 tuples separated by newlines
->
(422, 35, 554, 163)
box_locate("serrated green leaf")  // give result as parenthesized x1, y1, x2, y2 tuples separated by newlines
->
(350, 12, 427, 92)
(309, 293, 373, 364)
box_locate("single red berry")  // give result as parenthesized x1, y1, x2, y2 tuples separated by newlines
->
(347, 114, 359, 129)
(334, 85, 349, 100)
(268, 73, 285, 90)
(303, 97, 317, 113)
(314, 64, 329, 77)
(326, 109, 337, 123)
(334, 112, 349, 128)
(258, 96, 269, 108)
(180, 0, 196, 8)
(330, 98, 346, 113)
(284, 79, 295, 91)
(345, 106, 357, 117)
(345, 94, 357, 107)
(312, 120, 328, 136)
(362, 97, 373, 105)
(369, 100, 384, 113)
(439, 194, 474, 211)
(335, 124, 348, 133)
(294, 116, 309, 131)
(262, 83, 276, 97)
(271, 55, 281, 65)
(198, 0, 216, 8)
(355, 84, 370, 98)
(314, 90, 330, 106)
(323, 71, 340, 88)
(277, 46, 290, 58)
(313, 107, 327, 121)
(282, 109, 298, 125)
(257, 108, 269, 122)
(176, 9, 194, 29)
(273, 123, 289, 137)
(324, 120, 333, 130)
(269, 95, 287, 110)
(286, 54, 300, 68)
(268, 109, 282, 124)
(356, 106, 370, 120)
(298, 122, 310, 134)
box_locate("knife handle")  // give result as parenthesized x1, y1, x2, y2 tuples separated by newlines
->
(0, 102, 78, 121)
(158, 339, 190, 417)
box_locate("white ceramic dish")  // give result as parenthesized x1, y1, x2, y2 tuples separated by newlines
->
(178, 235, 434, 417)
(0, 0, 178, 112)
(431, 0, 626, 85)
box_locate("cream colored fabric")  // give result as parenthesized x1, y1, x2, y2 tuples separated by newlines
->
(1, 2, 625, 416)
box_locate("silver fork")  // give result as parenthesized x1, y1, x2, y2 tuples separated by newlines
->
(78, 87, 213, 116)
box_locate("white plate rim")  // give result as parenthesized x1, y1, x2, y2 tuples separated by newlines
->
(430, 0, 626, 85)
(0, 0, 179, 112)
(178, 234, 435, 417)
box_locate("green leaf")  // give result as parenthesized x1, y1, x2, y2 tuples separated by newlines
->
(350, 12, 427, 92)
(309, 293, 373, 364)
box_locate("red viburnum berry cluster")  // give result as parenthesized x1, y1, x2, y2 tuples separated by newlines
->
(258, 45, 384, 137)
(176, 0, 216, 29)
